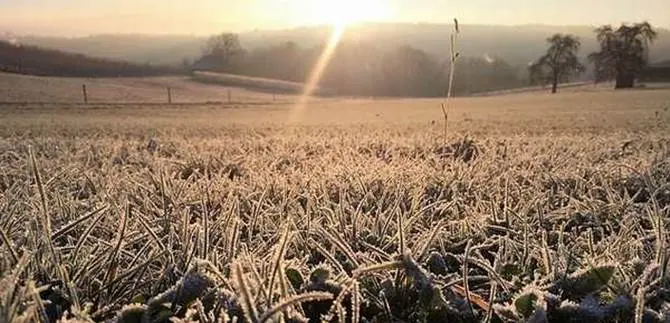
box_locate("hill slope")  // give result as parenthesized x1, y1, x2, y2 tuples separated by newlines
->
(0, 40, 184, 77)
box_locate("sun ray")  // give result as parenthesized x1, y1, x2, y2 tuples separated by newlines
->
(289, 25, 346, 123)
(287, 0, 392, 123)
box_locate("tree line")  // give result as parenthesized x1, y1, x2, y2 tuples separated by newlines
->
(530, 21, 658, 92)
(0, 41, 184, 77)
(193, 34, 526, 97)
(199, 21, 659, 96)
(1, 20, 657, 95)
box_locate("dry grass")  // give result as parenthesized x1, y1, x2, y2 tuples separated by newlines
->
(0, 89, 669, 322)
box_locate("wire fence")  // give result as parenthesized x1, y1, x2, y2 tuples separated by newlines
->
(0, 74, 301, 106)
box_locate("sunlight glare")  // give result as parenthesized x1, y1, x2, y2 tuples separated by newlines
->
(301, 0, 391, 28)
(288, 0, 392, 123)
(289, 26, 346, 123)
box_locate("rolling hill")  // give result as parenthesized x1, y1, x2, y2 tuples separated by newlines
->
(0, 40, 185, 77)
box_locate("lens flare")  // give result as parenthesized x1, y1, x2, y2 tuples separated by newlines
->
(288, 25, 346, 123)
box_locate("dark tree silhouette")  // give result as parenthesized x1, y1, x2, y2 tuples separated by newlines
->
(379, 45, 441, 97)
(195, 33, 246, 72)
(589, 22, 657, 89)
(529, 34, 585, 93)
(191, 37, 525, 97)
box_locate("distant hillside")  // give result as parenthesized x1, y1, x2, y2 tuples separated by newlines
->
(7, 23, 670, 66)
(12, 34, 206, 65)
(0, 40, 185, 77)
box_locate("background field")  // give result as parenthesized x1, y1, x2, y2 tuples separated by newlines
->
(2, 81, 668, 132)
(1, 86, 670, 322)
(0, 72, 298, 104)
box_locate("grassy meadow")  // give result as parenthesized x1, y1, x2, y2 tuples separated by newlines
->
(1, 82, 670, 322)
(0, 72, 295, 104)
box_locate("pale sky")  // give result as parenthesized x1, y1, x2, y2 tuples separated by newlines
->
(0, 0, 668, 36)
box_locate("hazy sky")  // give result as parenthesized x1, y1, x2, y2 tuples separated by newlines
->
(0, 0, 668, 36)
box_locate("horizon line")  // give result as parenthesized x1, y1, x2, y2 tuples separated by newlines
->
(2, 20, 669, 38)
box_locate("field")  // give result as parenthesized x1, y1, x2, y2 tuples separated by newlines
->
(191, 72, 328, 96)
(1, 76, 670, 322)
(0, 72, 297, 104)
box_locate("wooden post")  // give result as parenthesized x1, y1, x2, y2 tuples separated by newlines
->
(167, 87, 172, 104)
(273, 92, 276, 102)
(82, 84, 88, 104)
(227, 89, 232, 103)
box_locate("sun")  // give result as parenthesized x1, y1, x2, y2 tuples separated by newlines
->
(289, 0, 391, 123)
(303, 0, 392, 28)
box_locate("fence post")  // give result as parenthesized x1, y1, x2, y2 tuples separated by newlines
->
(167, 87, 172, 104)
(82, 84, 88, 104)
(227, 89, 232, 104)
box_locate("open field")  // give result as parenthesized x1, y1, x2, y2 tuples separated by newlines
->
(1, 89, 670, 322)
(476, 82, 670, 97)
(192, 72, 328, 96)
(0, 72, 298, 104)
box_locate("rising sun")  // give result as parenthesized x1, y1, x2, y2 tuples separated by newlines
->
(289, 0, 391, 123)
(303, 0, 391, 28)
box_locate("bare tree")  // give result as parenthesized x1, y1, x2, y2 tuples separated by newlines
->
(589, 22, 657, 89)
(198, 33, 245, 72)
(529, 34, 585, 93)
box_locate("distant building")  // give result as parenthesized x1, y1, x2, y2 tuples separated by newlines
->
(639, 60, 670, 83)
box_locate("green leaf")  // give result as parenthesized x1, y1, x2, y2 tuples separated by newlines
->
(309, 266, 331, 285)
(115, 304, 148, 323)
(567, 263, 616, 297)
(286, 267, 304, 290)
(131, 294, 146, 304)
(500, 263, 523, 280)
(429, 286, 449, 310)
(514, 291, 539, 318)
